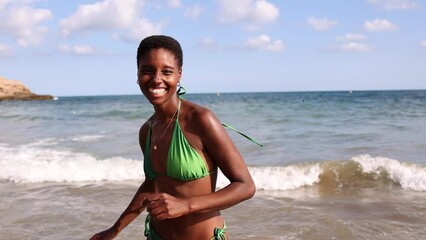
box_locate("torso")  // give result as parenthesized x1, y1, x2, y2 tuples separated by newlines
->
(140, 99, 225, 239)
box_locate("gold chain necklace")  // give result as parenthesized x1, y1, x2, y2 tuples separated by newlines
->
(151, 105, 179, 150)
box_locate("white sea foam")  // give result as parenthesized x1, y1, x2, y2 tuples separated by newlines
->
(0, 143, 322, 189)
(1, 143, 425, 192)
(26, 138, 61, 147)
(70, 134, 105, 142)
(0, 144, 142, 183)
(353, 154, 426, 191)
(217, 164, 322, 191)
(26, 134, 106, 147)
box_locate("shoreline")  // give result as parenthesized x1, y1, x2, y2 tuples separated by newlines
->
(1, 181, 425, 240)
(0, 94, 54, 101)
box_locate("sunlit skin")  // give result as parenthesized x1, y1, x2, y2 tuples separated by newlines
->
(90, 48, 255, 240)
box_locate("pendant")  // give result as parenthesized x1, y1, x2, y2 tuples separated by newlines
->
(153, 145, 158, 150)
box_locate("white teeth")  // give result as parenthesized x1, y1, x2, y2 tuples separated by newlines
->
(149, 88, 166, 95)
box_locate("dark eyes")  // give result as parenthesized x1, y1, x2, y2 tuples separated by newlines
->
(162, 70, 173, 75)
(140, 69, 173, 76)
(140, 69, 153, 75)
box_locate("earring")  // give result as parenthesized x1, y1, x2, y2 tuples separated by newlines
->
(177, 83, 186, 96)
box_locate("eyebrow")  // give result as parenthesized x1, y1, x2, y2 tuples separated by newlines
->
(141, 66, 176, 72)
(138, 65, 176, 74)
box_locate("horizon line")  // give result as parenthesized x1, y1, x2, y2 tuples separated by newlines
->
(55, 88, 426, 98)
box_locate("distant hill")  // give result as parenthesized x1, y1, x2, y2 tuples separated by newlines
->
(0, 77, 53, 101)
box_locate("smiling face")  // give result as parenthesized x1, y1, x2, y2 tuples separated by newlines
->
(137, 48, 182, 106)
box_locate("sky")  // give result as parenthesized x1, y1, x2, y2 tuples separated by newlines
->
(0, 0, 425, 96)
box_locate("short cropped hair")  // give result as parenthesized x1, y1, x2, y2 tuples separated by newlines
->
(136, 35, 183, 69)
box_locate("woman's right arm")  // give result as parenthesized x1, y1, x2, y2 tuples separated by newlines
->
(89, 179, 154, 240)
(90, 123, 154, 239)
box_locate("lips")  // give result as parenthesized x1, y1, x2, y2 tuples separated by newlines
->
(148, 87, 167, 97)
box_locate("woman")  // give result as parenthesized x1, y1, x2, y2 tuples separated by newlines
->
(90, 35, 255, 240)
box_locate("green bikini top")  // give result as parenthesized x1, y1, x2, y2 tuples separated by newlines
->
(144, 100, 211, 181)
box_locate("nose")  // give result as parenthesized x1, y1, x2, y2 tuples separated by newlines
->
(151, 72, 162, 83)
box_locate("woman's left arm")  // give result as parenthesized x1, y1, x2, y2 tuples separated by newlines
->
(191, 108, 256, 209)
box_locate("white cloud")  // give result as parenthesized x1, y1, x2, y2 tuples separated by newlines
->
(367, 0, 416, 10)
(340, 42, 373, 52)
(198, 37, 223, 52)
(0, 0, 9, 10)
(184, 4, 204, 20)
(217, 0, 279, 31)
(243, 34, 283, 51)
(59, 0, 139, 37)
(307, 17, 338, 31)
(334, 33, 372, 52)
(364, 18, 398, 31)
(0, 43, 13, 57)
(57, 44, 96, 55)
(115, 19, 165, 43)
(0, 2, 53, 47)
(59, 0, 167, 43)
(336, 33, 367, 42)
(168, 0, 182, 8)
(421, 41, 426, 47)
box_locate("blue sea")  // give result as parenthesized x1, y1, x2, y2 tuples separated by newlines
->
(1, 90, 425, 239)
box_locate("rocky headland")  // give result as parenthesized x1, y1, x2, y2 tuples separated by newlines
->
(0, 77, 54, 101)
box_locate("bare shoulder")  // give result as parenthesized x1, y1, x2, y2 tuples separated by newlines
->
(139, 116, 154, 136)
(181, 100, 220, 129)
(180, 100, 228, 150)
(139, 116, 154, 152)
(139, 118, 152, 134)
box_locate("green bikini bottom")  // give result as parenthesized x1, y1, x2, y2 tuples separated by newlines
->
(144, 214, 227, 240)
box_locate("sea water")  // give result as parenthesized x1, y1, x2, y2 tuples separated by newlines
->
(1, 90, 425, 239)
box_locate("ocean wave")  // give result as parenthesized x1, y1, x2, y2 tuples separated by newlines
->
(1, 144, 425, 192)
(219, 164, 322, 191)
(0, 144, 142, 183)
(25, 134, 107, 147)
(352, 155, 426, 191)
(70, 134, 106, 142)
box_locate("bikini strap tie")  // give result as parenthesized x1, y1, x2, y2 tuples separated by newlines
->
(177, 85, 263, 147)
